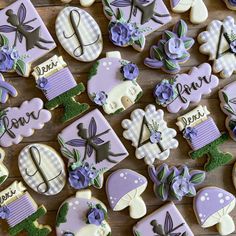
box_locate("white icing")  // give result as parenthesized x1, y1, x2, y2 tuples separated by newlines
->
(218, 193, 223, 198)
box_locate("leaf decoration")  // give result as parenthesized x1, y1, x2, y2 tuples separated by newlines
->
(229, 98, 236, 104)
(56, 202, 69, 227)
(110, 0, 131, 7)
(15, 59, 26, 76)
(157, 164, 168, 182)
(134, 230, 142, 236)
(167, 169, 176, 184)
(222, 92, 229, 103)
(93, 175, 102, 188)
(229, 119, 236, 130)
(179, 166, 189, 178)
(134, 34, 145, 50)
(223, 105, 235, 115)
(176, 20, 187, 38)
(88, 61, 99, 80)
(183, 38, 194, 50)
(153, 47, 164, 61)
(186, 185, 196, 197)
(66, 139, 86, 147)
(0, 34, 9, 47)
(0, 175, 7, 185)
(189, 172, 205, 184)
(164, 30, 176, 40)
(117, 8, 124, 20)
(164, 59, 179, 71)
(155, 183, 166, 201)
(164, 211, 174, 234)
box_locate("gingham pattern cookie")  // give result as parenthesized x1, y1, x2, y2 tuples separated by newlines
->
(56, 6, 103, 62)
(198, 16, 236, 79)
(18, 144, 66, 196)
(122, 104, 179, 165)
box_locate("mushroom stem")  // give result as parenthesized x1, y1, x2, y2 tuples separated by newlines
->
(217, 214, 235, 236)
(129, 196, 147, 219)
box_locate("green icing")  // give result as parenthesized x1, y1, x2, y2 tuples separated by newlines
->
(0, 175, 7, 185)
(88, 61, 99, 80)
(134, 230, 142, 236)
(135, 91, 143, 102)
(56, 202, 69, 227)
(111, 108, 124, 115)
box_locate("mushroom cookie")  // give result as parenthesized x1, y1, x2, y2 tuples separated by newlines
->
(219, 81, 236, 141)
(122, 104, 178, 165)
(145, 20, 195, 74)
(224, 0, 236, 10)
(198, 16, 236, 79)
(154, 63, 219, 113)
(0, 181, 51, 236)
(194, 187, 236, 235)
(133, 202, 194, 236)
(0, 0, 56, 77)
(87, 51, 143, 114)
(176, 105, 233, 172)
(18, 144, 66, 196)
(0, 148, 9, 185)
(102, 0, 171, 51)
(148, 164, 206, 201)
(170, 0, 208, 24)
(0, 98, 52, 147)
(56, 7, 103, 62)
(106, 169, 148, 219)
(56, 189, 111, 236)
(58, 109, 128, 190)
(0, 73, 17, 104)
(33, 55, 89, 123)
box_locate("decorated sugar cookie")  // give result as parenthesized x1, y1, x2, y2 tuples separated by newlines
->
(0, 74, 17, 104)
(233, 162, 236, 190)
(61, 0, 96, 7)
(133, 202, 194, 236)
(0, 181, 52, 236)
(106, 169, 147, 219)
(170, 0, 208, 24)
(0, 0, 56, 77)
(122, 104, 178, 165)
(58, 109, 128, 189)
(219, 81, 236, 141)
(194, 187, 236, 235)
(33, 55, 89, 123)
(198, 16, 236, 79)
(149, 164, 205, 201)
(0, 98, 51, 147)
(56, 7, 103, 62)
(0, 148, 9, 185)
(224, 0, 236, 10)
(154, 63, 219, 113)
(56, 189, 111, 236)
(18, 144, 66, 196)
(102, 0, 171, 51)
(176, 105, 233, 172)
(145, 20, 195, 74)
(87, 51, 143, 114)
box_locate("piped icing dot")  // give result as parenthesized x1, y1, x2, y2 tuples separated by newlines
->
(218, 193, 223, 198)
(134, 180, 138, 184)
(226, 196, 230, 200)
(120, 173, 124, 178)
(200, 196, 205, 202)
(220, 199, 224, 204)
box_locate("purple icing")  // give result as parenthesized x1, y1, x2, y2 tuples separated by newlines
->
(149, 131, 162, 144)
(171, 0, 181, 8)
(0, 206, 10, 219)
(229, 0, 236, 6)
(183, 127, 198, 141)
(121, 63, 139, 81)
(230, 40, 236, 54)
(93, 91, 108, 106)
(164, 38, 186, 60)
(194, 187, 235, 226)
(87, 206, 105, 226)
(106, 169, 147, 209)
(0, 46, 16, 72)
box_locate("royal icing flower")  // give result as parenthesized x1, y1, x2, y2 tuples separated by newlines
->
(171, 176, 191, 198)
(93, 91, 108, 106)
(164, 38, 187, 60)
(0, 47, 15, 72)
(0, 206, 10, 219)
(121, 63, 139, 81)
(150, 130, 162, 144)
(183, 127, 198, 141)
(230, 40, 236, 54)
(87, 205, 105, 226)
(36, 77, 50, 91)
(154, 80, 175, 105)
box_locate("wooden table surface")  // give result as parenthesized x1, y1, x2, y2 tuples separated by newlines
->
(0, 0, 236, 235)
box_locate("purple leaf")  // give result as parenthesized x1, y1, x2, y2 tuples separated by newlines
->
(66, 139, 86, 147)
(93, 137, 104, 144)
(89, 117, 97, 137)
(144, 58, 164, 69)
(0, 25, 16, 33)
(164, 211, 173, 233)
(87, 144, 93, 157)
(17, 3, 26, 24)
(110, 0, 131, 7)
(17, 32, 23, 43)
(23, 24, 34, 31)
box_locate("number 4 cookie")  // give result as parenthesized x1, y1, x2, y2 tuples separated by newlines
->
(122, 104, 179, 165)
(198, 16, 236, 79)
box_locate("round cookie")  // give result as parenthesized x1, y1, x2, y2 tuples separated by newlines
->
(56, 190, 111, 236)
(56, 7, 103, 62)
(18, 144, 66, 196)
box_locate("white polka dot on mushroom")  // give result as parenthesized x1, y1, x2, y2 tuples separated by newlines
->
(218, 193, 223, 198)
(120, 173, 124, 178)
(220, 199, 224, 204)
(200, 196, 205, 202)
(225, 196, 230, 200)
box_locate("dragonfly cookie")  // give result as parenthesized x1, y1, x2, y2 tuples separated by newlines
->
(122, 104, 179, 165)
(58, 109, 128, 190)
(198, 16, 236, 79)
(0, 0, 56, 77)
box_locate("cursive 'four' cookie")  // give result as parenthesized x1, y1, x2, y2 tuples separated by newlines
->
(56, 7, 103, 62)
(0, 98, 52, 147)
(106, 169, 147, 219)
(122, 104, 179, 165)
(198, 16, 236, 79)
(87, 51, 143, 114)
(56, 189, 111, 236)
(0, 0, 56, 77)
(18, 144, 66, 196)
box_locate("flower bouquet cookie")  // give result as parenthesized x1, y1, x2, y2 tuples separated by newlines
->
(145, 20, 194, 74)
(176, 105, 233, 172)
(0, 0, 56, 77)
(32, 55, 89, 123)
(87, 51, 143, 114)
(0, 148, 8, 186)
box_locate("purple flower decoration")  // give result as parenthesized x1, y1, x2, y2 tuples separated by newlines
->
(109, 22, 132, 46)
(121, 63, 139, 81)
(0, 206, 10, 219)
(164, 38, 187, 60)
(183, 127, 198, 141)
(87, 205, 105, 226)
(93, 91, 107, 106)
(69, 166, 91, 189)
(154, 80, 175, 105)
(0, 48, 15, 72)
(36, 77, 50, 91)
(230, 40, 236, 54)
(150, 130, 162, 144)
(10, 50, 19, 60)
(171, 176, 191, 197)
(232, 126, 236, 137)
